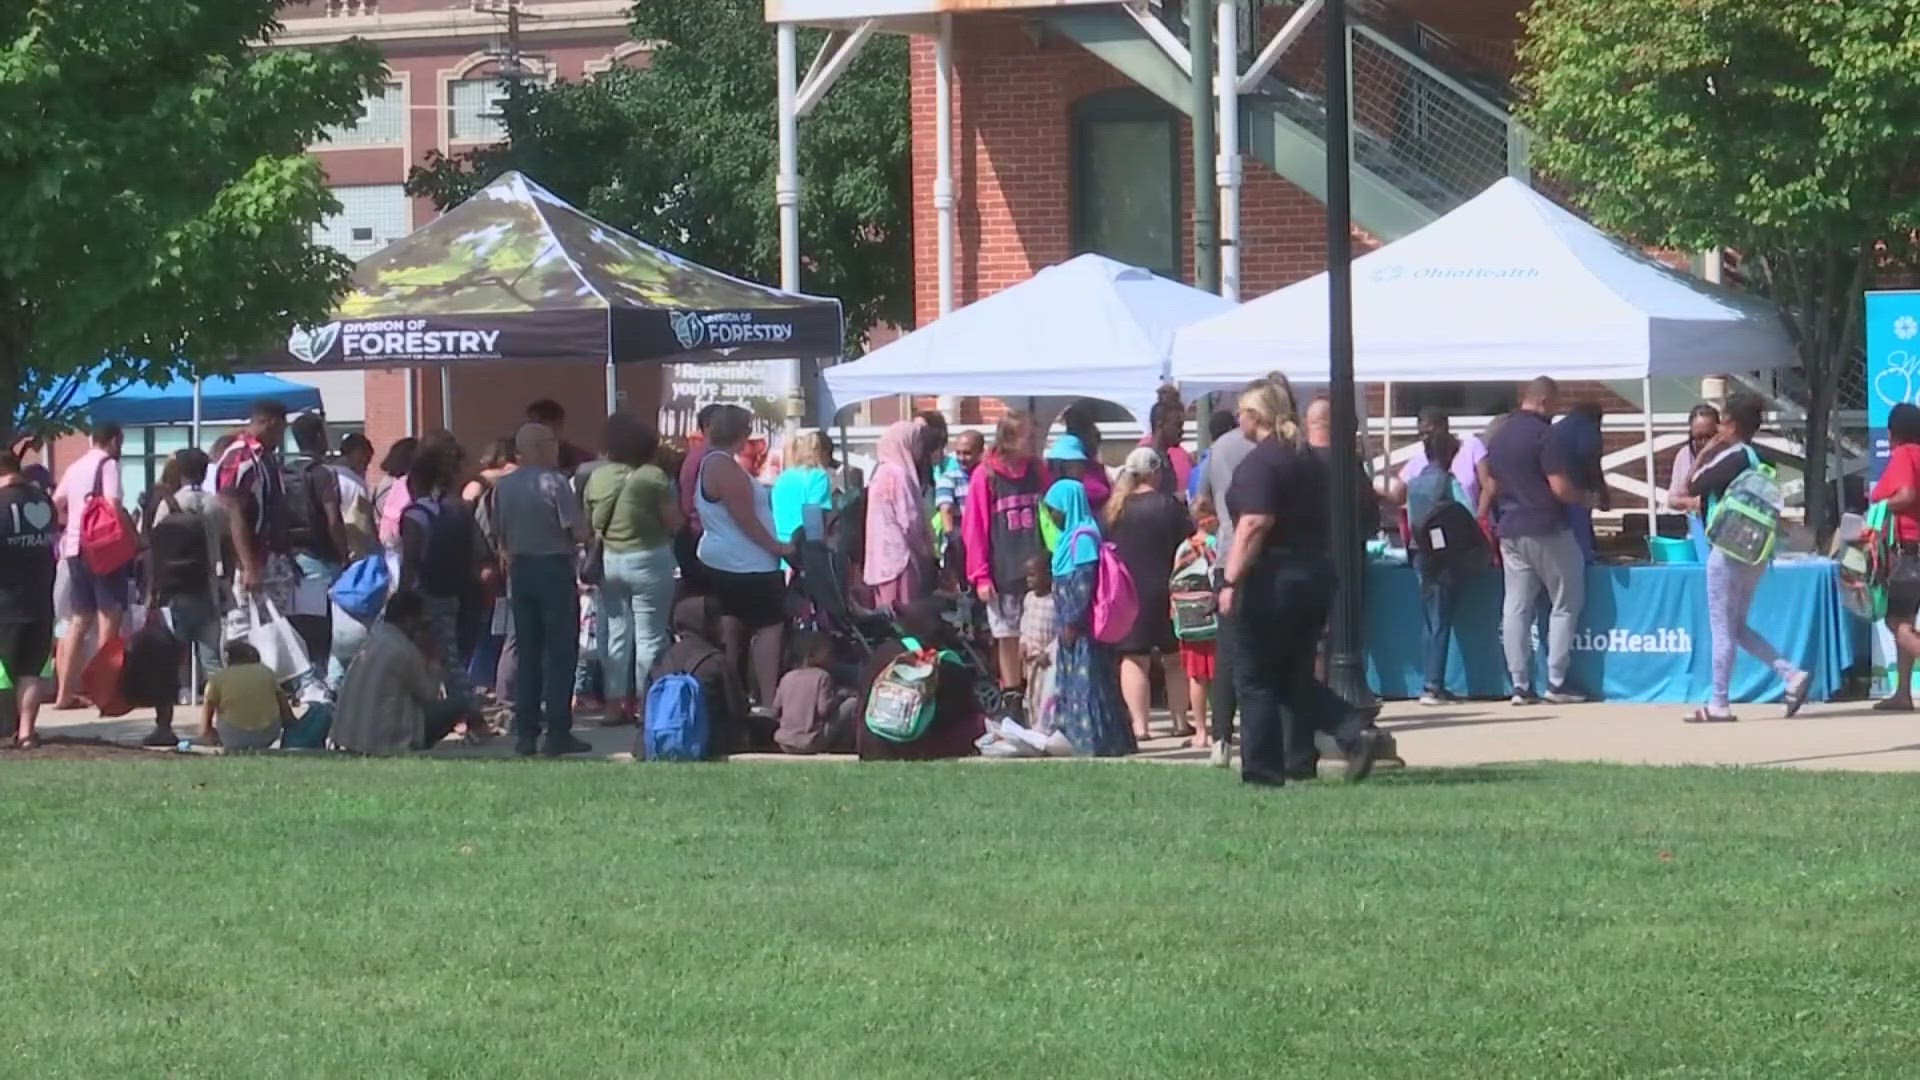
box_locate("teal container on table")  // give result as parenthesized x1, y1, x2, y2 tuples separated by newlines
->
(1646, 536, 1699, 564)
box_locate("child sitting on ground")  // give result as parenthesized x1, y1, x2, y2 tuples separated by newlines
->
(201, 642, 292, 751)
(646, 596, 755, 757)
(772, 632, 857, 755)
(1018, 555, 1059, 732)
(1171, 506, 1219, 749)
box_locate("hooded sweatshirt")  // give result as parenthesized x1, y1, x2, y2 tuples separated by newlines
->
(963, 450, 1050, 593)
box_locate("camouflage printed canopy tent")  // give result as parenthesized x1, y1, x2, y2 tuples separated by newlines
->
(251, 172, 843, 371)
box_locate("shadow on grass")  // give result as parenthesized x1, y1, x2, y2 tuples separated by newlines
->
(1380, 714, 1545, 734)
(1368, 765, 1543, 787)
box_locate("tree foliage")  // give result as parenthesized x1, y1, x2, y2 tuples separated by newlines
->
(408, 0, 910, 350)
(1519, 0, 1920, 534)
(0, 2, 387, 441)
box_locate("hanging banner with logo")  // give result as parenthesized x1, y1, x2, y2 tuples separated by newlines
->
(660, 360, 794, 442)
(1865, 290, 1920, 483)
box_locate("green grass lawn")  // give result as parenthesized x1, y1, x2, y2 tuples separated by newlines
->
(4, 759, 1920, 1078)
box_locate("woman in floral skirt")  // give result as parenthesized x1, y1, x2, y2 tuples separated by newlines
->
(1042, 478, 1133, 757)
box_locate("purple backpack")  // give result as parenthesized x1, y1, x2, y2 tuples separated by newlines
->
(1064, 527, 1139, 646)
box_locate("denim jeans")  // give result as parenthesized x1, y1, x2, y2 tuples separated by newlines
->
(600, 546, 676, 702)
(509, 554, 581, 740)
(423, 595, 476, 713)
(162, 591, 223, 692)
(1227, 551, 1365, 784)
(1417, 565, 1460, 696)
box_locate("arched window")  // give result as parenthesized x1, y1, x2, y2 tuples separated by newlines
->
(1070, 88, 1182, 279)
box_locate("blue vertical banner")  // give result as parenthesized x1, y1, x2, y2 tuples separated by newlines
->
(1865, 290, 1920, 483)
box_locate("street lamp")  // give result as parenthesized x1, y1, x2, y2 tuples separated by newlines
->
(1323, 0, 1377, 717)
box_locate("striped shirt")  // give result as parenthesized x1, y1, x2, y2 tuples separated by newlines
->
(331, 622, 441, 753)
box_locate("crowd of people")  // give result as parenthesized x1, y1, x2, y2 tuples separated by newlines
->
(0, 372, 1834, 775)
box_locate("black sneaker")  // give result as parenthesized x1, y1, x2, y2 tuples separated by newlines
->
(141, 727, 179, 748)
(514, 737, 540, 758)
(542, 733, 594, 757)
(1510, 689, 1540, 706)
(1342, 729, 1384, 783)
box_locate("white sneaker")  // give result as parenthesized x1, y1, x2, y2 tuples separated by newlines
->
(1208, 742, 1233, 769)
(1419, 692, 1446, 707)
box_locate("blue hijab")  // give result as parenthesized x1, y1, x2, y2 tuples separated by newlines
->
(1045, 478, 1101, 578)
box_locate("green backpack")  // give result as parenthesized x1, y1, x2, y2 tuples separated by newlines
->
(1705, 447, 1782, 566)
(863, 637, 950, 743)
(1838, 501, 1894, 621)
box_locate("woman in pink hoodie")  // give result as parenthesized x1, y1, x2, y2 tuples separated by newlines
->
(963, 411, 1050, 696)
(863, 421, 934, 609)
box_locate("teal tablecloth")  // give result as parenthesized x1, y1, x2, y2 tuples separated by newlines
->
(1365, 559, 1858, 704)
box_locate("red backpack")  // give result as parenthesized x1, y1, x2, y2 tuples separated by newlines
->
(79, 462, 136, 576)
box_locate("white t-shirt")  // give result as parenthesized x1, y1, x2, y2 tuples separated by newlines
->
(52, 448, 120, 559)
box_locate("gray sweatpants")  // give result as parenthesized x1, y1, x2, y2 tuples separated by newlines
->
(1500, 531, 1586, 693)
(1705, 549, 1797, 713)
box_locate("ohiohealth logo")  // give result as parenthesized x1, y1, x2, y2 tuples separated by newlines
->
(1531, 626, 1692, 654)
(1369, 264, 1540, 284)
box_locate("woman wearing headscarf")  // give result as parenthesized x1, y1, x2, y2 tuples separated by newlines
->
(864, 421, 935, 609)
(1043, 478, 1133, 756)
(1106, 446, 1195, 741)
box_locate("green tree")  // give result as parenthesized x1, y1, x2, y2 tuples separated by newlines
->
(0, 2, 385, 443)
(1519, 0, 1920, 536)
(408, 0, 910, 349)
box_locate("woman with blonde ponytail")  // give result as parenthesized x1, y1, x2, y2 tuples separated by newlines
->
(1216, 378, 1381, 786)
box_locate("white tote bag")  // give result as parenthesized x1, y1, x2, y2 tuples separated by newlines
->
(236, 597, 311, 684)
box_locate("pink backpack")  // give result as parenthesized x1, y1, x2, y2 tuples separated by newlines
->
(1064, 527, 1139, 646)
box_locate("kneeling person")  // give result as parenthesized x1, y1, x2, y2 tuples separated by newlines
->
(331, 590, 468, 754)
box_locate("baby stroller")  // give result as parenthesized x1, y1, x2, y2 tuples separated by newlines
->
(791, 531, 1008, 719)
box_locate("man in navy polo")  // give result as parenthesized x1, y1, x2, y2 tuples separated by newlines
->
(1483, 376, 1590, 705)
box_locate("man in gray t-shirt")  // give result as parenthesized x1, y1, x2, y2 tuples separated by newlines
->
(1194, 428, 1256, 558)
(1191, 424, 1256, 760)
(493, 423, 591, 757)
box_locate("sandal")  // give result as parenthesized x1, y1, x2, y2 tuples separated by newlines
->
(1872, 696, 1914, 713)
(10, 734, 39, 750)
(1782, 672, 1812, 719)
(1684, 708, 1738, 724)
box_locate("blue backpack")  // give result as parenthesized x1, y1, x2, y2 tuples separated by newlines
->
(330, 553, 390, 622)
(643, 671, 710, 761)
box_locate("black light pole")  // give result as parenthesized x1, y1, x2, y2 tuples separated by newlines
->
(1322, 0, 1376, 716)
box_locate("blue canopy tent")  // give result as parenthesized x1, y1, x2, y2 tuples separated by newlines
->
(81, 373, 321, 427)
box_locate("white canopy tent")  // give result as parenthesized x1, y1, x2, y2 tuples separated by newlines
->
(1170, 178, 1799, 389)
(820, 253, 1236, 425)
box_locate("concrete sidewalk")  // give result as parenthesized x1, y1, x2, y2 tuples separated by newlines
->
(19, 697, 1920, 773)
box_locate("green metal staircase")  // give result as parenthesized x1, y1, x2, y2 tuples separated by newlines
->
(1042, 3, 1529, 242)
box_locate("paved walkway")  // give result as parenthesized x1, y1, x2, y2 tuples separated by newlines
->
(21, 697, 1920, 773)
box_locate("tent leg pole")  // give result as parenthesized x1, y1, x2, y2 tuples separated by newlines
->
(191, 379, 203, 449)
(1643, 376, 1657, 535)
(403, 370, 416, 438)
(440, 366, 452, 432)
(934, 13, 958, 418)
(1381, 381, 1393, 475)
(777, 22, 804, 433)
(1217, 0, 1241, 302)
(605, 361, 618, 416)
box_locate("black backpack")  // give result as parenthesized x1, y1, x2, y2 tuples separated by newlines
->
(1411, 490, 1488, 574)
(402, 498, 480, 598)
(147, 494, 214, 600)
(281, 459, 338, 561)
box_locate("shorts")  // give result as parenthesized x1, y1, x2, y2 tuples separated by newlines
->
(983, 591, 1025, 639)
(1889, 548, 1920, 624)
(65, 556, 130, 617)
(0, 619, 54, 684)
(706, 568, 787, 630)
(1180, 640, 1216, 681)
